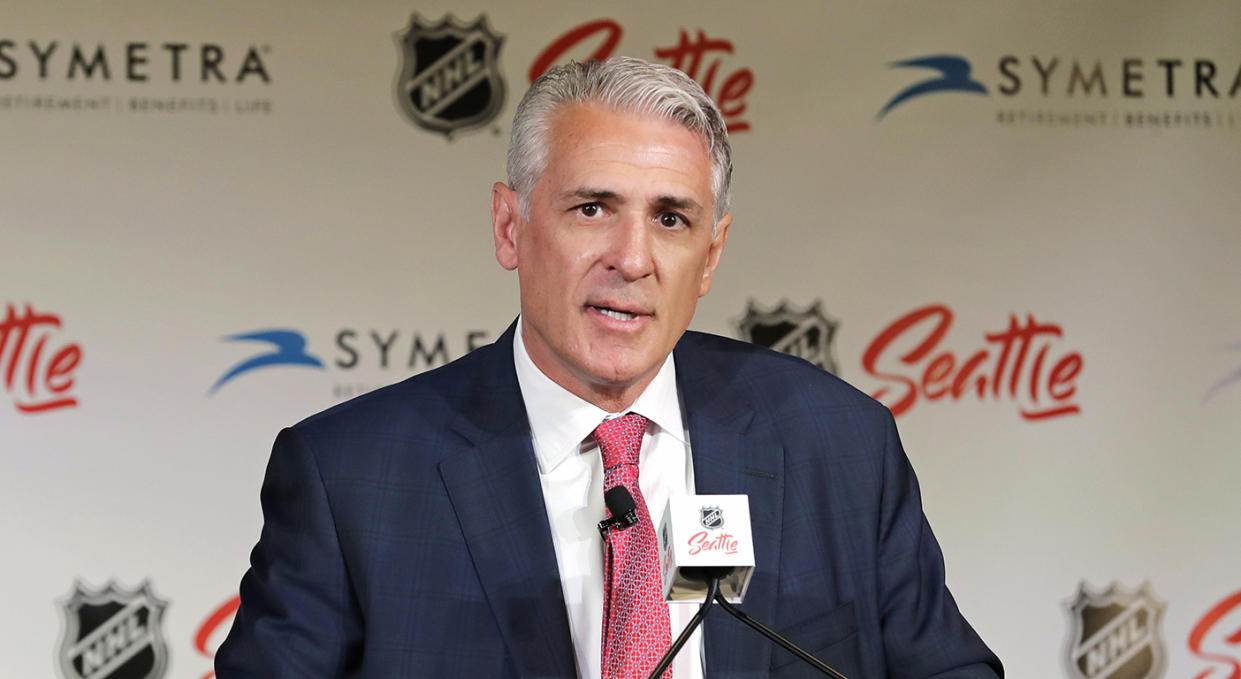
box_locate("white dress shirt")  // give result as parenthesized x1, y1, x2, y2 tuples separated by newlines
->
(513, 318, 704, 679)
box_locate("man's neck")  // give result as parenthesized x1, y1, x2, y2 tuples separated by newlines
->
(574, 379, 652, 414)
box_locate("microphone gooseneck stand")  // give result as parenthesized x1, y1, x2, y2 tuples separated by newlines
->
(645, 577, 720, 679)
(712, 592, 851, 679)
(644, 571, 853, 679)
(606, 485, 854, 679)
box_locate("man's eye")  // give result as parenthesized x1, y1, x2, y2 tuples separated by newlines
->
(658, 212, 685, 228)
(578, 203, 601, 217)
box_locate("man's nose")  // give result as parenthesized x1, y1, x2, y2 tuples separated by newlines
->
(605, 213, 655, 280)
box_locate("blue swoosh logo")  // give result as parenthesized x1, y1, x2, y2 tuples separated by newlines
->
(210, 329, 324, 394)
(877, 55, 988, 120)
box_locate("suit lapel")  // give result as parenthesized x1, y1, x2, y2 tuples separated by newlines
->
(677, 335, 785, 677)
(438, 325, 577, 679)
(436, 328, 785, 677)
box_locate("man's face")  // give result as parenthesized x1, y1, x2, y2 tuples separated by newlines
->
(492, 103, 731, 410)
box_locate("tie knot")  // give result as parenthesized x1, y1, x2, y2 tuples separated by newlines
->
(592, 412, 649, 469)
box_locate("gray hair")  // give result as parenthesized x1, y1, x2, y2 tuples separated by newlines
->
(506, 56, 733, 225)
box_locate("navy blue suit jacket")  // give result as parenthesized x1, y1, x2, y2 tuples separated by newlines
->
(216, 326, 1002, 678)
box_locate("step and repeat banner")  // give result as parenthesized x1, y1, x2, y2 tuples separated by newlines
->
(4, 1, 1240, 677)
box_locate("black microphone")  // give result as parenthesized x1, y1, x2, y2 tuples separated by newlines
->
(597, 486, 639, 537)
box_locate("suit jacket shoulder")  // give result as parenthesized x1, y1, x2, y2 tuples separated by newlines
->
(289, 329, 527, 468)
(675, 330, 891, 438)
(218, 325, 577, 678)
(292, 329, 516, 428)
(675, 331, 1003, 678)
(677, 330, 878, 402)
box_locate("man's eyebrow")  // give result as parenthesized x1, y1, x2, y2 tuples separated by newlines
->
(560, 188, 624, 203)
(652, 195, 703, 214)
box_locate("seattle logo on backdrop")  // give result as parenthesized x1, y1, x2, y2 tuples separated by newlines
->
(209, 325, 494, 399)
(737, 300, 1084, 421)
(527, 19, 755, 134)
(876, 51, 1241, 129)
(394, 13, 506, 137)
(861, 303, 1083, 421)
(1062, 581, 1166, 679)
(1, 302, 83, 413)
(1187, 588, 1241, 679)
(56, 580, 169, 679)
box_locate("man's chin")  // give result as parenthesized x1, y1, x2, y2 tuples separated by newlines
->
(564, 354, 654, 396)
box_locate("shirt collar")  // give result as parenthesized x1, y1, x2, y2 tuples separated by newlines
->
(513, 316, 685, 474)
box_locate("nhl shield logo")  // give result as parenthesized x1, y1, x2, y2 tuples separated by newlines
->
(396, 13, 505, 137)
(56, 580, 169, 679)
(700, 506, 724, 530)
(737, 300, 839, 374)
(1062, 581, 1167, 679)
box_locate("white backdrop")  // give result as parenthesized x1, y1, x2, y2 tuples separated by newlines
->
(4, 2, 1240, 678)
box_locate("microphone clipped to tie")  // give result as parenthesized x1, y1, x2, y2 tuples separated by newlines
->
(597, 485, 640, 538)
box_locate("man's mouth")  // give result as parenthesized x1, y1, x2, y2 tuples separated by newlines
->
(591, 305, 639, 322)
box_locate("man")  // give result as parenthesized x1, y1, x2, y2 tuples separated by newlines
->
(217, 57, 1002, 679)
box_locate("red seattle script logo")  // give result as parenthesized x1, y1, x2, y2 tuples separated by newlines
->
(1, 303, 83, 413)
(529, 19, 754, 133)
(193, 594, 240, 679)
(688, 531, 739, 555)
(1190, 589, 1241, 679)
(861, 304, 1083, 420)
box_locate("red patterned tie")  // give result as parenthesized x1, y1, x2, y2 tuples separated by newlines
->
(593, 413, 672, 679)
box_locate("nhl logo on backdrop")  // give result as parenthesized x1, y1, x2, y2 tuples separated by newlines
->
(700, 506, 724, 530)
(395, 13, 505, 137)
(1062, 581, 1166, 679)
(56, 580, 169, 679)
(737, 300, 840, 374)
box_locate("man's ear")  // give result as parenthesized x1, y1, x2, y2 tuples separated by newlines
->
(698, 213, 731, 297)
(491, 182, 521, 270)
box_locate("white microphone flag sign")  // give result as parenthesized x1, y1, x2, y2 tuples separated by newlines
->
(657, 494, 756, 604)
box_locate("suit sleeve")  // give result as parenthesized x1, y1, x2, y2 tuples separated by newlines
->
(874, 410, 1004, 678)
(215, 427, 364, 678)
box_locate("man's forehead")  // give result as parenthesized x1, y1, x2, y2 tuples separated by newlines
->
(539, 105, 712, 197)
(546, 101, 708, 153)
